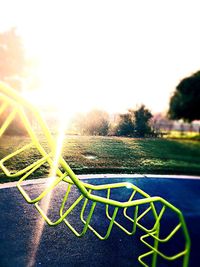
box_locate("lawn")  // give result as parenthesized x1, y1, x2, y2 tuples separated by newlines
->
(165, 130, 200, 141)
(0, 135, 200, 183)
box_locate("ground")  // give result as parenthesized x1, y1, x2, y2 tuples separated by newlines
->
(0, 136, 200, 183)
(0, 176, 199, 267)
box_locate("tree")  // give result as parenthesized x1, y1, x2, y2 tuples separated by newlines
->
(114, 105, 153, 137)
(0, 28, 30, 135)
(74, 109, 109, 136)
(114, 112, 134, 136)
(0, 28, 28, 90)
(168, 71, 200, 122)
(133, 105, 153, 137)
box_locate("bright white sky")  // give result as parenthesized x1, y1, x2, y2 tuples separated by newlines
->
(0, 0, 200, 116)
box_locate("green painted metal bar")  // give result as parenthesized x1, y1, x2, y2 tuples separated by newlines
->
(105, 188, 138, 235)
(0, 109, 17, 137)
(138, 250, 155, 267)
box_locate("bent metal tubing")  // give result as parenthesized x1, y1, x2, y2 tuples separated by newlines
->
(0, 82, 191, 266)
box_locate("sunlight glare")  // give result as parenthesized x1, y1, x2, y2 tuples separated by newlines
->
(126, 183, 132, 189)
(27, 88, 66, 267)
(2, 0, 200, 114)
(28, 123, 65, 267)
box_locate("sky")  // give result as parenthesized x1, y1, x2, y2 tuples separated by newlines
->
(0, 0, 200, 116)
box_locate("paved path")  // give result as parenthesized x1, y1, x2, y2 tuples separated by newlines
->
(0, 176, 200, 267)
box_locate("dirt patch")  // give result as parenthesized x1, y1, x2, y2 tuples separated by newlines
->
(83, 153, 98, 160)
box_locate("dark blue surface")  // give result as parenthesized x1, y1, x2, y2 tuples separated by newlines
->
(0, 177, 199, 267)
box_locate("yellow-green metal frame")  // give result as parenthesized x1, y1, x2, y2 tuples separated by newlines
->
(0, 82, 191, 266)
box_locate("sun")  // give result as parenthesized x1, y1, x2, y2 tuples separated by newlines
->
(21, 31, 81, 127)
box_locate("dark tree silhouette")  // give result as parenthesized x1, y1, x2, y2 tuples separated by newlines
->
(115, 113, 134, 137)
(133, 105, 153, 137)
(168, 71, 200, 122)
(114, 105, 153, 137)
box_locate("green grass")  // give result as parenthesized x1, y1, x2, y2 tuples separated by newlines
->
(165, 130, 200, 141)
(0, 135, 200, 183)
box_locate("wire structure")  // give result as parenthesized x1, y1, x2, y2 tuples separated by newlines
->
(0, 82, 191, 266)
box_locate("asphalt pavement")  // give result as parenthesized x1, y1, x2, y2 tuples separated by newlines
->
(0, 176, 200, 267)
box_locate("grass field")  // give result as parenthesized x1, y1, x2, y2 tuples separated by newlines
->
(0, 135, 200, 183)
(165, 130, 200, 141)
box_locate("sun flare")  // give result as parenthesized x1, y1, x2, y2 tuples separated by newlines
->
(2, 0, 200, 116)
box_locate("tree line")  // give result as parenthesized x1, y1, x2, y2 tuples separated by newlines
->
(72, 105, 154, 138)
